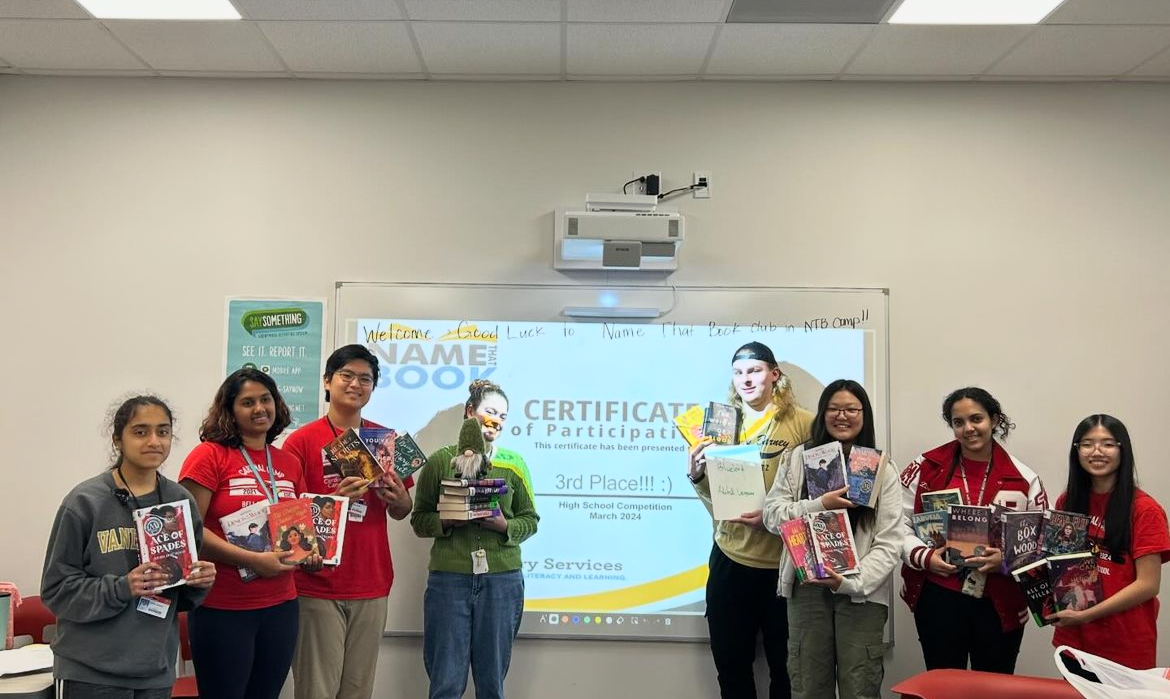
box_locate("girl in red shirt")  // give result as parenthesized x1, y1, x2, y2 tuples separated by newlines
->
(1050, 414, 1170, 670)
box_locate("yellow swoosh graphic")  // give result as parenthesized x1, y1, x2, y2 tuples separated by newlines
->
(525, 564, 708, 611)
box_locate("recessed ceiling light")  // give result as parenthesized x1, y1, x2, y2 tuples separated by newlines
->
(76, 0, 242, 20)
(889, 0, 1067, 25)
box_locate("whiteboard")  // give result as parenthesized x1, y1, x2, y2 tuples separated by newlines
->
(332, 283, 891, 640)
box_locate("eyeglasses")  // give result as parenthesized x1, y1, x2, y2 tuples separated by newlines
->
(828, 407, 862, 418)
(334, 370, 374, 387)
(1076, 440, 1121, 452)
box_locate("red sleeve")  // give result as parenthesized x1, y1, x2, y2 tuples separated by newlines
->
(1054, 492, 1067, 510)
(179, 442, 225, 492)
(282, 430, 310, 471)
(1131, 495, 1170, 563)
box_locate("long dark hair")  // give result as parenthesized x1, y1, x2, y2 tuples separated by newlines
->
(108, 395, 174, 469)
(198, 368, 291, 447)
(806, 379, 877, 531)
(1063, 414, 1136, 558)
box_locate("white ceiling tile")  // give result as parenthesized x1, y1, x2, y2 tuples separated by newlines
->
(704, 73, 838, 81)
(0, 0, 89, 18)
(414, 22, 559, 74)
(568, 23, 715, 74)
(707, 24, 871, 75)
(293, 71, 425, 79)
(105, 20, 284, 71)
(0, 19, 143, 68)
(431, 72, 563, 80)
(157, 69, 289, 77)
(1046, 0, 1170, 25)
(847, 25, 1027, 76)
(405, 0, 561, 22)
(22, 67, 155, 75)
(1128, 45, 1170, 75)
(988, 25, 1170, 75)
(235, 0, 403, 21)
(568, 0, 726, 23)
(259, 20, 419, 73)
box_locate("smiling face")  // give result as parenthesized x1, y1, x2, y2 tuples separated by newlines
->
(949, 398, 995, 459)
(325, 359, 375, 413)
(233, 380, 276, 441)
(732, 358, 779, 410)
(825, 389, 864, 445)
(1077, 425, 1122, 487)
(115, 404, 173, 473)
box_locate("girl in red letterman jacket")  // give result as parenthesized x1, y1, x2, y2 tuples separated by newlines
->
(900, 387, 1048, 674)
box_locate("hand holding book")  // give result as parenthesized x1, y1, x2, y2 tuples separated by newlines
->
(251, 549, 300, 578)
(803, 569, 845, 591)
(126, 561, 169, 598)
(926, 545, 959, 577)
(185, 561, 216, 589)
(965, 546, 1004, 575)
(688, 437, 713, 482)
(333, 475, 371, 499)
(478, 514, 509, 533)
(819, 486, 854, 511)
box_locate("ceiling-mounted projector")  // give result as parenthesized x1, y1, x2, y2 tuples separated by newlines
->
(553, 208, 684, 272)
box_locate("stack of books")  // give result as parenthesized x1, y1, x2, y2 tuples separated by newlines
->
(439, 478, 507, 521)
(1008, 508, 1098, 626)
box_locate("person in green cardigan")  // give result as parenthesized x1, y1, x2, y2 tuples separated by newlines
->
(411, 379, 539, 699)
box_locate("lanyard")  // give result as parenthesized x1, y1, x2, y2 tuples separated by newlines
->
(325, 416, 367, 437)
(959, 456, 994, 507)
(239, 445, 279, 504)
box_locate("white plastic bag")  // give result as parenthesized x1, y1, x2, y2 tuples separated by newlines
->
(1055, 645, 1170, 699)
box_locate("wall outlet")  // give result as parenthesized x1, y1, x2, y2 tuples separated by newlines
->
(631, 170, 662, 196)
(693, 171, 710, 199)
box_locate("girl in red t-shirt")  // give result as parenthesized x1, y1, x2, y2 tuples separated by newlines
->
(179, 368, 322, 699)
(1050, 414, 1170, 670)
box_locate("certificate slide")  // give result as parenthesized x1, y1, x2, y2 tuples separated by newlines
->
(355, 318, 865, 639)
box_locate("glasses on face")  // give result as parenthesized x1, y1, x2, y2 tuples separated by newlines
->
(828, 407, 862, 418)
(1076, 440, 1121, 453)
(335, 370, 374, 388)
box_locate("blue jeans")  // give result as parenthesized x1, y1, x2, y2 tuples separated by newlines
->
(423, 570, 524, 699)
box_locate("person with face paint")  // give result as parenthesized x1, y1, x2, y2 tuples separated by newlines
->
(899, 387, 1047, 674)
(42, 395, 215, 699)
(411, 380, 539, 699)
(282, 345, 413, 699)
(1049, 414, 1170, 670)
(688, 342, 814, 699)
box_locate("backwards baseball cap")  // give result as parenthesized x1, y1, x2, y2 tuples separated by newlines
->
(732, 341, 777, 365)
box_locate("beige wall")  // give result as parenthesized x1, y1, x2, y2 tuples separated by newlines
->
(2, 76, 1167, 697)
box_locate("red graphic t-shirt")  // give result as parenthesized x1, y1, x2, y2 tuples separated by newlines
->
(283, 417, 413, 600)
(179, 441, 306, 610)
(1052, 489, 1170, 669)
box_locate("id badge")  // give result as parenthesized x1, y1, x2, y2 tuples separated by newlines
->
(136, 595, 172, 618)
(472, 549, 489, 575)
(349, 499, 368, 522)
(960, 569, 987, 598)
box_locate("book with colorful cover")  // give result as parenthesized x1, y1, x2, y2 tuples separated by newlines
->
(920, 488, 963, 513)
(1011, 558, 1055, 627)
(806, 509, 859, 575)
(1042, 509, 1091, 556)
(442, 478, 507, 488)
(133, 499, 199, 591)
(1001, 510, 1045, 571)
(437, 499, 500, 512)
(392, 433, 428, 480)
(702, 402, 741, 445)
(945, 504, 993, 567)
(673, 404, 705, 447)
(267, 499, 320, 564)
(441, 485, 509, 498)
(359, 427, 397, 484)
(802, 442, 847, 500)
(911, 510, 948, 549)
(779, 517, 825, 582)
(301, 494, 349, 566)
(219, 500, 271, 582)
(324, 427, 385, 483)
(439, 507, 502, 521)
(1049, 552, 1103, 612)
(439, 492, 499, 506)
(845, 446, 882, 507)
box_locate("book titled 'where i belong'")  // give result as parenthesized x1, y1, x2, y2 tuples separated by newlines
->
(133, 499, 199, 591)
(945, 504, 992, 567)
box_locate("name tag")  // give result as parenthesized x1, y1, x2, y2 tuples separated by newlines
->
(472, 549, 489, 575)
(349, 499, 368, 522)
(136, 595, 172, 618)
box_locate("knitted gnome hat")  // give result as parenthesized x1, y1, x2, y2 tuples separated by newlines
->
(452, 417, 488, 479)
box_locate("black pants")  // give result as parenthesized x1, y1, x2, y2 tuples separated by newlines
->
(188, 599, 299, 699)
(914, 581, 1024, 673)
(706, 544, 790, 699)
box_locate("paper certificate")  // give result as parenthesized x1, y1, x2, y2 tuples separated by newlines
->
(705, 443, 764, 520)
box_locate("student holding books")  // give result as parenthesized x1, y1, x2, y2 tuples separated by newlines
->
(1049, 414, 1170, 669)
(899, 387, 1047, 673)
(41, 395, 216, 699)
(179, 368, 322, 699)
(282, 344, 414, 699)
(762, 380, 903, 699)
(688, 341, 814, 699)
(411, 380, 539, 699)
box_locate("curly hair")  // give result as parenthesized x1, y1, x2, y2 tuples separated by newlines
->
(941, 386, 1014, 439)
(198, 368, 291, 447)
(465, 379, 508, 415)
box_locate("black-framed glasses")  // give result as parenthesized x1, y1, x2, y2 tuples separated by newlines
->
(335, 370, 374, 387)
